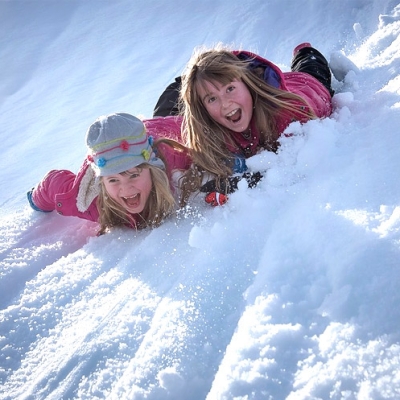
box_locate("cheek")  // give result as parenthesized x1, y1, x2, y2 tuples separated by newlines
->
(246, 94, 253, 109)
(205, 103, 221, 119)
(142, 179, 153, 197)
(103, 183, 119, 200)
(247, 90, 254, 108)
(138, 171, 153, 197)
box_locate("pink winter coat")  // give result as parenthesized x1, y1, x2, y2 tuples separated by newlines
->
(32, 116, 190, 223)
(228, 50, 333, 156)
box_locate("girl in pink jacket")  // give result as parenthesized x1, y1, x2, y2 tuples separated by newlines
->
(170, 43, 334, 205)
(27, 113, 191, 235)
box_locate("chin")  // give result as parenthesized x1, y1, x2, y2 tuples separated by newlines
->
(232, 125, 247, 133)
(125, 207, 142, 215)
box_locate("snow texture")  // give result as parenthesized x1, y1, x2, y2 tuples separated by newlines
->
(1, 0, 400, 399)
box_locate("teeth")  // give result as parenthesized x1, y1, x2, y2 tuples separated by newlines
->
(123, 194, 138, 199)
(226, 109, 237, 117)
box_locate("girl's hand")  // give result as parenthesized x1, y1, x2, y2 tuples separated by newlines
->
(201, 171, 264, 206)
(200, 171, 263, 195)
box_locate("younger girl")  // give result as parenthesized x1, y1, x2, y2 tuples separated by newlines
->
(27, 113, 191, 234)
(177, 43, 334, 202)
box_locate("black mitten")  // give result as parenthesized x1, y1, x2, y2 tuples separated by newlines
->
(242, 171, 263, 188)
(200, 172, 263, 194)
(200, 176, 241, 194)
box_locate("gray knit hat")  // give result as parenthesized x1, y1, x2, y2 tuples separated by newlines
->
(86, 113, 164, 176)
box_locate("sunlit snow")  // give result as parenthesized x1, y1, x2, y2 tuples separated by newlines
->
(1, 1, 400, 399)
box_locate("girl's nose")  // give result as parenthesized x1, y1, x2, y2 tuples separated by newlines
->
(120, 180, 135, 193)
(221, 97, 230, 109)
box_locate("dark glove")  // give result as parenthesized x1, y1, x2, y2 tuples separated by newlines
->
(200, 171, 263, 194)
(244, 171, 263, 188)
(200, 176, 241, 194)
(201, 171, 263, 207)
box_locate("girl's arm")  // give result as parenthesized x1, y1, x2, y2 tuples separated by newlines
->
(30, 169, 77, 212)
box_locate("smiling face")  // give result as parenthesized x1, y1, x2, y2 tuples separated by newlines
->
(102, 166, 152, 214)
(197, 78, 254, 133)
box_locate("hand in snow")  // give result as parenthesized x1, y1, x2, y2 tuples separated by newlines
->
(200, 171, 264, 206)
(200, 172, 263, 195)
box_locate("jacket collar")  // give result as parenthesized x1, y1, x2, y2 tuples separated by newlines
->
(226, 119, 260, 157)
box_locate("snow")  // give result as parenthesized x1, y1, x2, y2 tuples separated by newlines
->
(1, 0, 400, 398)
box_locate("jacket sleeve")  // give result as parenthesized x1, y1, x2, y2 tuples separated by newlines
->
(31, 169, 77, 212)
(143, 116, 183, 142)
(284, 72, 332, 119)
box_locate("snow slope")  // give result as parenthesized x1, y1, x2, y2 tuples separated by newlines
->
(1, 0, 400, 399)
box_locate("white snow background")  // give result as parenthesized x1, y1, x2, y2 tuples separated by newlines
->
(1, 0, 400, 399)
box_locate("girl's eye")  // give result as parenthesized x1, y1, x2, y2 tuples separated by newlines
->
(107, 178, 118, 184)
(227, 85, 235, 93)
(206, 96, 216, 104)
(130, 173, 140, 179)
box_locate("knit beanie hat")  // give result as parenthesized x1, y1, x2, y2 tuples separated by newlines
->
(86, 113, 164, 176)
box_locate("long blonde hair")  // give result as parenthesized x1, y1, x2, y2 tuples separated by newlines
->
(152, 137, 196, 207)
(179, 45, 315, 195)
(96, 163, 175, 235)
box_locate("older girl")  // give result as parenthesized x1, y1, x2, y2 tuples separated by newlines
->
(174, 43, 333, 203)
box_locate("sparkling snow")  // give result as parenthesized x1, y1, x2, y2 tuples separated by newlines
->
(1, 1, 400, 399)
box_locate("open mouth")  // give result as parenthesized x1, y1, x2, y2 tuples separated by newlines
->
(226, 108, 242, 123)
(122, 193, 140, 209)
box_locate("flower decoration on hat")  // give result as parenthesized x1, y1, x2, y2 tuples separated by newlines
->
(97, 157, 107, 168)
(141, 149, 150, 161)
(148, 136, 154, 146)
(120, 140, 129, 151)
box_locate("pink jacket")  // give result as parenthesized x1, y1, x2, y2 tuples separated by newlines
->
(32, 116, 191, 223)
(229, 50, 333, 156)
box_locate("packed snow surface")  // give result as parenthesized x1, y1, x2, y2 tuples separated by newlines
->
(1, 1, 400, 399)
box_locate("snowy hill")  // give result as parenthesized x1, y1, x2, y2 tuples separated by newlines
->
(1, 0, 400, 399)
